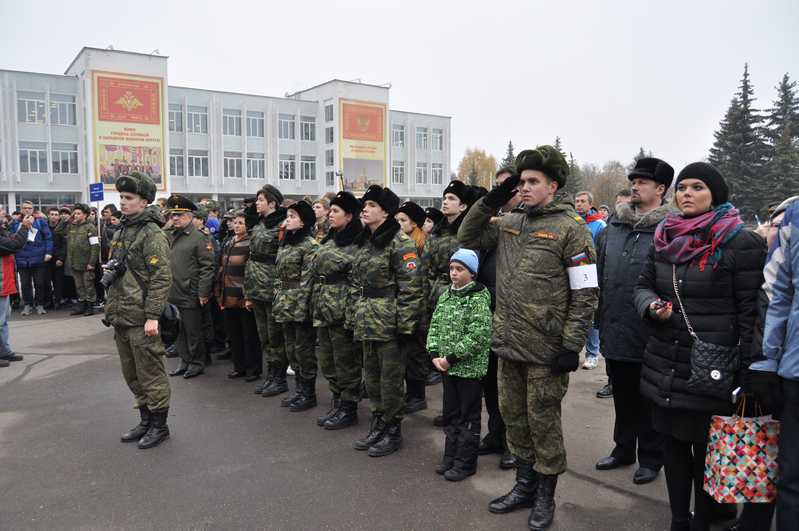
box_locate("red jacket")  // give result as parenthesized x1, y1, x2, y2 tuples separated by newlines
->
(0, 224, 29, 296)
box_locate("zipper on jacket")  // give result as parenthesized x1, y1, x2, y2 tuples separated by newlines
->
(630, 233, 641, 262)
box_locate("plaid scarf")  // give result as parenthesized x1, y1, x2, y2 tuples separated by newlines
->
(654, 203, 744, 270)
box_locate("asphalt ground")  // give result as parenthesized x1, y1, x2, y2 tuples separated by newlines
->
(1, 309, 747, 531)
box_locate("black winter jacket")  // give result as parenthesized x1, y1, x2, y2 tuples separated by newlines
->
(634, 227, 766, 415)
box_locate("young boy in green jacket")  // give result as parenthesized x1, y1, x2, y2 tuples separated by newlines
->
(427, 248, 492, 481)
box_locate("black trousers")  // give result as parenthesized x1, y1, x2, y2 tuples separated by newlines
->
(481, 350, 508, 450)
(18, 266, 46, 306)
(442, 373, 482, 471)
(210, 298, 227, 348)
(224, 307, 262, 377)
(663, 434, 715, 527)
(607, 359, 664, 470)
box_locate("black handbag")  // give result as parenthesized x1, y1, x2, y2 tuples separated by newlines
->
(672, 264, 740, 400)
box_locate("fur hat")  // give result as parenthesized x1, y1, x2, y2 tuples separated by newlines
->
(73, 203, 91, 215)
(674, 163, 729, 206)
(515, 146, 569, 188)
(443, 180, 477, 208)
(628, 157, 675, 188)
(451, 248, 479, 276)
(424, 207, 444, 226)
(398, 201, 426, 228)
(329, 191, 363, 216)
(362, 185, 400, 217)
(257, 185, 284, 207)
(115, 171, 157, 203)
(288, 200, 316, 229)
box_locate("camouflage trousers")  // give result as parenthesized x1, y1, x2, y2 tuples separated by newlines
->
(114, 324, 171, 412)
(73, 270, 96, 303)
(318, 324, 362, 403)
(363, 339, 407, 424)
(498, 358, 570, 475)
(252, 299, 287, 369)
(404, 330, 428, 384)
(282, 321, 317, 381)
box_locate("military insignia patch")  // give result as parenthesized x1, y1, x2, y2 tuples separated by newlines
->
(148, 255, 160, 265)
(532, 232, 558, 240)
(205, 242, 213, 251)
(402, 253, 417, 261)
(571, 251, 588, 265)
(405, 261, 417, 275)
(502, 227, 520, 235)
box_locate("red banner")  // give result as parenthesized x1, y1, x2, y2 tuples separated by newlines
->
(342, 103, 384, 142)
(97, 76, 160, 124)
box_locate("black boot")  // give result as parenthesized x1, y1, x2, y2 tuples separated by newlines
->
(255, 364, 276, 394)
(670, 517, 691, 531)
(121, 406, 151, 442)
(354, 417, 386, 450)
(83, 304, 94, 316)
(138, 409, 170, 449)
(290, 377, 318, 412)
(164, 344, 178, 358)
(70, 302, 87, 316)
(316, 394, 341, 426)
(280, 377, 303, 407)
(488, 465, 538, 514)
(368, 420, 403, 457)
(325, 400, 358, 430)
(404, 380, 428, 413)
(527, 474, 558, 530)
(263, 367, 289, 397)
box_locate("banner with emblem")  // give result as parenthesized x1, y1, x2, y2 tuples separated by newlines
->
(339, 99, 387, 194)
(92, 71, 166, 191)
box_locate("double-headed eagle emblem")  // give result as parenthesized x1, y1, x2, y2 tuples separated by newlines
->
(115, 91, 143, 112)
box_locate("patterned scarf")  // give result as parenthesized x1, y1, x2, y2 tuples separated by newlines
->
(654, 203, 744, 270)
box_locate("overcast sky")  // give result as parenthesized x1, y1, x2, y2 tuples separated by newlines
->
(2, 0, 797, 175)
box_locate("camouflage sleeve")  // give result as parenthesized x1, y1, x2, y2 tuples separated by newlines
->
(197, 235, 217, 298)
(560, 222, 600, 353)
(393, 234, 423, 336)
(452, 290, 493, 362)
(457, 198, 500, 250)
(52, 219, 69, 237)
(87, 228, 100, 265)
(142, 230, 172, 321)
(298, 239, 318, 315)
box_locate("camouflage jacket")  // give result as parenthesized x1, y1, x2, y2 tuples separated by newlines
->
(458, 192, 599, 365)
(54, 219, 100, 271)
(427, 212, 468, 312)
(165, 222, 216, 309)
(350, 218, 423, 342)
(105, 206, 171, 328)
(244, 208, 287, 302)
(272, 230, 318, 323)
(416, 238, 433, 330)
(311, 218, 361, 328)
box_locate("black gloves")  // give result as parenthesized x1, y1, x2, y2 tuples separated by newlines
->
(550, 348, 580, 374)
(482, 173, 521, 210)
(750, 370, 784, 419)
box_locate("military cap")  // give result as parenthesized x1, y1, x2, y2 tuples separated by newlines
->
(443, 180, 477, 208)
(193, 206, 209, 221)
(223, 209, 237, 220)
(628, 157, 675, 188)
(73, 203, 91, 215)
(167, 194, 197, 213)
(115, 171, 157, 203)
(329, 190, 362, 215)
(362, 185, 400, 217)
(424, 207, 444, 226)
(204, 200, 221, 212)
(288, 200, 316, 229)
(398, 201, 426, 228)
(256, 185, 283, 207)
(515, 146, 570, 188)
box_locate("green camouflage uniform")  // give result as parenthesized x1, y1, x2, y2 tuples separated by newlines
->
(351, 219, 423, 424)
(105, 206, 172, 412)
(54, 219, 100, 303)
(405, 239, 432, 383)
(244, 209, 288, 369)
(458, 192, 598, 474)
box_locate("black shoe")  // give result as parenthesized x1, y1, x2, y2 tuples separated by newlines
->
(596, 456, 635, 470)
(425, 370, 441, 386)
(281, 377, 303, 407)
(0, 352, 23, 362)
(479, 439, 504, 455)
(121, 406, 151, 442)
(216, 348, 233, 360)
(670, 517, 692, 531)
(0, 359, 9, 368)
(138, 409, 169, 449)
(43, 302, 55, 310)
(444, 467, 476, 482)
(255, 365, 276, 394)
(435, 460, 453, 475)
(527, 474, 558, 530)
(83, 305, 94, 316)
(500, 451, 517, 470)
(633, 467, 659, 484)
(433, 415, 444, 427)
(317, 394, 341, 426)
(244, 375, 259, 382)
(404, 380, 428, 413)
(263, 368, 289, 397)
(289, 378, 318, 412)
(70, 302, 87, 315)
(355, 417, 386, 451)
(324, 400, 358, 430)
(183, 369, 203, 379)
(164, 344, 178, 358)
(228, 371, 246, 379)
(723, 523, 741, 531)
(368, 421, 403, 457)
(489, 465, 538, 514)
(168, 368, 187, 377)
(596, 383, 614, 398)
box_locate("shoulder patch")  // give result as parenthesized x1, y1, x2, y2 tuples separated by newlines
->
(405, 260, 417, 275)
(403, 252, 417, 261)
(148, 254, 160, 265)
(571, 251, 588, 265)
(399, 233, 410, 241)
(502, 227, 520, 235)
(532, 232, 558, 241)
(489, 216, 499, 223)
(205, 242, 213, 251)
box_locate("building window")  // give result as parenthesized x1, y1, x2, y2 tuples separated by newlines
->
(187, 106, 208, 134)
(432, 128, 443, 151)
(301, 156, 316, 181)
(247, 111, 264, 137)
(325, 102, 334, 122)
(247, 153, 265, 179)
(168, 104, 183, 132)
(325, 149, 334, 167)
(51, 144, 78, 174)
(326, 171, 335, 187)
(417, 128, 428, 150)
(223, 152, 242, 178)
(19, 143, 48, 173)
(392, 161, 404, 184)
(18, 193, 77, 212)
(392, 124, 404, 148)
(416, 163, 428, 185)
(49, 95, 77, 126)
(17, 93, 46, 123)
(170, 149, 184, 177)
(325, 126, 334, 144)
(279, 155, 296, 180)
(188, 150, 209, 177)
(278, 114, 295, 140)
(223, 110, 242, 136)
(432, 163, 443, 185)
(301, 116, 316, 141)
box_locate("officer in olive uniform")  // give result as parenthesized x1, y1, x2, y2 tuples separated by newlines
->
(53, 203, 100, 316)
(165, 195, 216, 379)
(105, 172, 173, 449)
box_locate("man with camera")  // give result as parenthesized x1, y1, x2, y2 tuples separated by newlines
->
(104, 172, 173, 449)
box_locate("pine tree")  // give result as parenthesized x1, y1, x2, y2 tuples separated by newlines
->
(553, 136, 564, 156)
(763, 73, 799, 201)
(500, 140, 515, 169)
(563, 152, 584, 196)
(627, 147, 654, 172)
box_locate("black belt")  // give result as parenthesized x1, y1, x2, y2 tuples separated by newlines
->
(359, 287, 397, 299)
(250, 254, 275, 265)
(280, 281, 300, 289)
(317, 275, 348, 285)
(438, 273, 450, 282)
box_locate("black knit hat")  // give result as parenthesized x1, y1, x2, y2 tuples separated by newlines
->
(628, 157, 675, 188)
(674, 163, 729, 206)
(515, 146, 569, 188)
(443, 180, 477, 208)
(398, 201, 426, 228)
(425, 207, 444, 226)
(288, 200, 315, 229)
(362, 185, 400, 217)
(329, 191, 363, 216)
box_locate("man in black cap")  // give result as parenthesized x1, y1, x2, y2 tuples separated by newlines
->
(593, 157, 674, 485)
(165, 195, 216, 379)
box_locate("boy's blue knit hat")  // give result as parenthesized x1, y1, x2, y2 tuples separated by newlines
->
(451, 248, 479, 276)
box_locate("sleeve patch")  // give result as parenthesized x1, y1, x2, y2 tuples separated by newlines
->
(405, 261, 417, 275)
(532, 232, 558, 241)
(571, 251, 588, 265)
(88, 236, 100, 245)
(148, 254, 160, 265)
(502, 227, 520, 235)
(402, 252, 417, 261)
(568, 263, 599, 289)
(205, 242, 213, 251)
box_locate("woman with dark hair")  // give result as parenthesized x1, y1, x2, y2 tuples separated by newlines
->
(634, 163, 767, 531)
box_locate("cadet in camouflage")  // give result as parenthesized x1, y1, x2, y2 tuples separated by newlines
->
(53, 203, 100, 314)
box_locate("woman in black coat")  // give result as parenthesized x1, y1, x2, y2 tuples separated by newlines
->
(633, 163, 766, 531)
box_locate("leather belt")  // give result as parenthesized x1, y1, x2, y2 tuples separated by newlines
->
(359, 287, 397, 299)
(280, 281, 300, 289)
(250, 254, 275, 265)
(317, 275, 348, 285)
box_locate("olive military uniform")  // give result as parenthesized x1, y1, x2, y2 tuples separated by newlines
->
(54, 211, 100, 305)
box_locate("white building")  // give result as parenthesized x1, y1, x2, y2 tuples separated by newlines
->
(0, 47, 452, 213)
